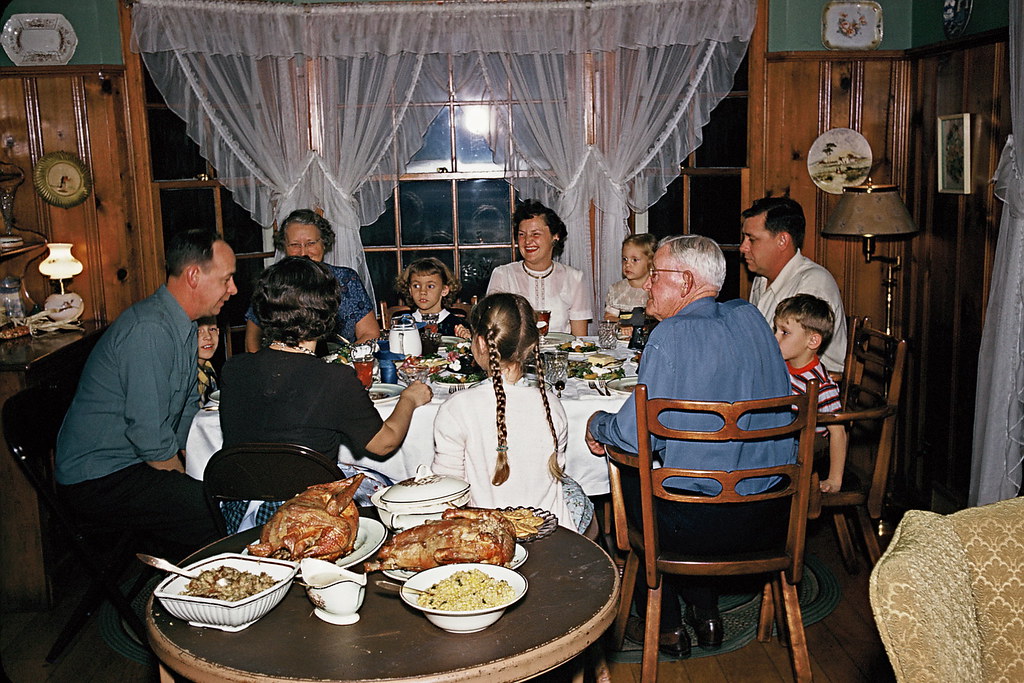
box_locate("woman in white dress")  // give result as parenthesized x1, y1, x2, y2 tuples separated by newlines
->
(486, 200, 592, 336)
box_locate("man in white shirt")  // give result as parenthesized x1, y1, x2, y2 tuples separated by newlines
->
(740, 196, 847, 373)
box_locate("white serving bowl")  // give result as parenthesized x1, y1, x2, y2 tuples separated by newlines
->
(372, 466, 471, 531)
(153, 553, 298, 631)
(400, 563, 528, 634)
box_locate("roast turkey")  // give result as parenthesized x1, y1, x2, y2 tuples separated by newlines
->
(364, 507, 516, 572)
(246, 474, 363, 562)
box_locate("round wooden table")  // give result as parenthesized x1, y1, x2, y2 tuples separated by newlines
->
(147, 526, 619, 682)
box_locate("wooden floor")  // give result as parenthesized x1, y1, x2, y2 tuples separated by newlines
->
(1, 518, 894, 683)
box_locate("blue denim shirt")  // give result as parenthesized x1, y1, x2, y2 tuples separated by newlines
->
(56, 286, 198, 484)
(589, 297, 795, 495)
(245, 263, 372, 342)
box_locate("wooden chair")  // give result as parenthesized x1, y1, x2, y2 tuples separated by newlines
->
(817, 320, 907, 573)
(606, 383, 819, 683)
(378, 302, 411, 331)
(202, 442, 344, 535)
(2, 385, 148, 662)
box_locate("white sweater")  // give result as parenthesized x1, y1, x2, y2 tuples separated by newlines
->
(431, 379, 575, 529)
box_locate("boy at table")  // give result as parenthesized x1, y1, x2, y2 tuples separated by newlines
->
(773, 293, 847, 493)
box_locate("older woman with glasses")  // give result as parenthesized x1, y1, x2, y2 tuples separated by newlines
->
(245, 209, 381, 352)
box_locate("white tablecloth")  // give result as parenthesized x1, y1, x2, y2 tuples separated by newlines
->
(186, 342, 632, 496)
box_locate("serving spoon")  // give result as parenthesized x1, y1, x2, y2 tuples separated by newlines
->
(136, 553, 230, 586)
(375, 579, 426, 595)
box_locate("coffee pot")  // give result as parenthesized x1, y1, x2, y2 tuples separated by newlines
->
(388, 314, 422, 357)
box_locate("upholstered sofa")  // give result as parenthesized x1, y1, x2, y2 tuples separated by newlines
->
(869, 496, 1024, 682)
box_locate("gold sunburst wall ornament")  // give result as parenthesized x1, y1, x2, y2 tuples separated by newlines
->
(33, 151, 92, 208)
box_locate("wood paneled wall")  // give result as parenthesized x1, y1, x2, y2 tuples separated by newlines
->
(749, 29, 1010, 511)
(0, 66, 149, 324)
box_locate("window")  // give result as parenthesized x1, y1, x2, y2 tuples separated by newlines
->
(645, 55, 749, 302)
(361, 73, 518, 307)
(144, 70, 269, 356)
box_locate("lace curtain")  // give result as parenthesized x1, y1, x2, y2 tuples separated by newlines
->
(971, 1, 1023, 505)
(130, 0, 754, 310)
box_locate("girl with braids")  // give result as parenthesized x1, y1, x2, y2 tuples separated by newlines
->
(431, 293, 593, 533)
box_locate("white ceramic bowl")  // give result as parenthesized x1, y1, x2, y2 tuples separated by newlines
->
(153, 553, 298, 631)
(400, 563, 528, 633)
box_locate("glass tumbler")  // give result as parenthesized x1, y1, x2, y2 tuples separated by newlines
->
(598, 321, 618, 349)
(542, 350, 569, 385)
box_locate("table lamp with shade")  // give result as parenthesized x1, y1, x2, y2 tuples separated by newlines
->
(821, 181, 919, 335)
(38, 242, 85, 322)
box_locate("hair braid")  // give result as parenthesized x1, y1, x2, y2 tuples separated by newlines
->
(533, 347, 565, 481)
(487, 328, 510, 485)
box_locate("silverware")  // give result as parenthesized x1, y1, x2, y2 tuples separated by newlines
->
(136, 553, 231, 586)
(554, 380, 565, 398)
(375, 579, 426, 595)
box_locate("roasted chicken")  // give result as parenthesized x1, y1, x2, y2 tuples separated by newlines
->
(364, 507, 516, 572)
(247, 475, 363, 562)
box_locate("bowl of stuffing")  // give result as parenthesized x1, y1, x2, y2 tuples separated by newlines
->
(400, 563, 528, 633)
(152, 553, 298, 631)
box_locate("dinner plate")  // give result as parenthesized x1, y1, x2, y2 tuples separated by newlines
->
(335, 518, 387, 569)
(381, 543, 528, 583)
(499, 506, 558, 542)
(605, 376, 639, 395)
(539, 332, 574, 347)
(368, 383, 403, 404)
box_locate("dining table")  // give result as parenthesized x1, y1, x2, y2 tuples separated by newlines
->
(186, 337, 632, 497)
(146, 521, 620, 682)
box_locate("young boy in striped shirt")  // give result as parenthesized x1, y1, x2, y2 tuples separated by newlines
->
(774, 294, 847, 493)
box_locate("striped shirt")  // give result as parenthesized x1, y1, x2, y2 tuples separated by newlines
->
(787, 356, 841, 435)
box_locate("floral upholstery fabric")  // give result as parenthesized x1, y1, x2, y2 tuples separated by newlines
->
(870, 497, 1024, 682)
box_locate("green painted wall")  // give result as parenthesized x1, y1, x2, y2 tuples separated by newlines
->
(0, 0, 121, 66)
(0, 0, 1011, 69)
(769, 0, 1009, 52)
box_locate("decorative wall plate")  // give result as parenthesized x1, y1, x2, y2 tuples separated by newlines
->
(1, 14, 78, 67)
(942, 0, 973, 39)
(33, 152, 92, 209)
(821, 1, 883, 51)
(807, 128, 873, 194)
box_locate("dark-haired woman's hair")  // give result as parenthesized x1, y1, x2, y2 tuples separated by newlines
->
(252, 256, 340, 346)
(394, 257, 461, 306)
(512, 200, 568, 258)
(469, 293, 563, 485)
(273, 209, 337, 253)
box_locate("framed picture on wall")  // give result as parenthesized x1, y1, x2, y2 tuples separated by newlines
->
(937, 114, 970, 194)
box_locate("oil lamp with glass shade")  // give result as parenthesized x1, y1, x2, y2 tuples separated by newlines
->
(38, 243, 84, 322)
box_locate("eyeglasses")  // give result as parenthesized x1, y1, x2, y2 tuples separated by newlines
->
(286, 239, 322, 250)
(648, 267, 687, 281)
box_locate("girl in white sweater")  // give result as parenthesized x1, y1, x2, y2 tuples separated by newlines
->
(431, 293, 593, 533)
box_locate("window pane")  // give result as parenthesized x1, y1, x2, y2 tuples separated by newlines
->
(400, 181, 453, 246)
(689, 175, 742, 246)
(220, 188, 266, 255)
(693, 97, 747, 168)
(732, 53, 749, 92)
(366, 251, 400, 306)
(406, 107, 452, 173)
(219, 256, 264, 328)
(159, 188, 216, 251)
(455, 105, 500, 171)
(362, 194, 396, 247)
(149, 109, 206, 181)
(458, 247, 512, 301)
(647, 176, 683, 240)
(401, 250, 455, 272)
(457, 180, 511, 245)
(720, 251, 742, 302)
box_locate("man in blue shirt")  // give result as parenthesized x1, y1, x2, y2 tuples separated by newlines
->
(56, 230, 237, 554)
(586, 234, 794, 659)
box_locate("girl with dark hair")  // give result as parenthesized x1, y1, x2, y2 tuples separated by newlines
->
(219, 257, 431, 532)
(431, 293, 593, 534)
(394, 257, 469, 337)
(485, 200, 592, 336)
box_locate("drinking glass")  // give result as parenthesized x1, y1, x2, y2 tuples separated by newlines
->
(354, 360, 374, 388)
(598, 321, 618, 349)
(535, 310, 551, 339)
(542, 350, 569, 385)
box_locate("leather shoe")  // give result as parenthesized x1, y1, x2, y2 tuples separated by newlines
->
(625, 616, 692, 659)
(684, 605, 723, 649)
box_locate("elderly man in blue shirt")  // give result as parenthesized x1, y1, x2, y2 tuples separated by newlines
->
(56, 229, 237, 555)
(586, 234, 794, 659)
